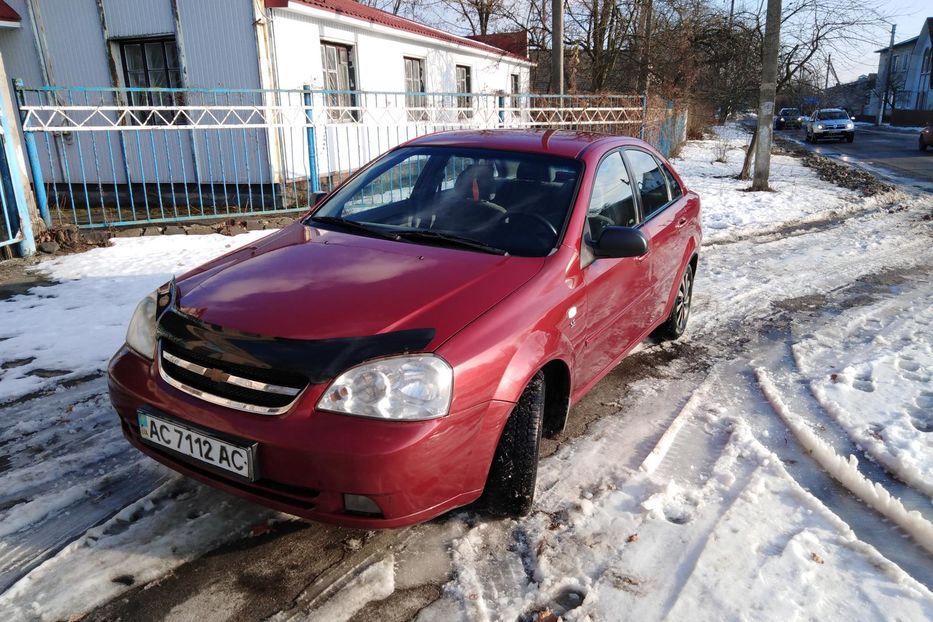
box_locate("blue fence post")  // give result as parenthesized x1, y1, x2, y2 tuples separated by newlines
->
(12, 79, 50, 228)
(303, 84, 320, 193)
(2, 81, 35, 255)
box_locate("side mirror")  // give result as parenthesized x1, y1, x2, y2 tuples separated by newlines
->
(590, 226, 649, 259)
(312, 191, 328, 205)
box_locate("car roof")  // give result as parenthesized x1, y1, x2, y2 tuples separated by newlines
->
(816, 108, 845, 112)
(403, 129, 645, 159)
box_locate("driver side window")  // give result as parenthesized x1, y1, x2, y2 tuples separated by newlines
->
(588, 152, 636, 240)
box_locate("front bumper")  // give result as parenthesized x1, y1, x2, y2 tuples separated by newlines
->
(812, 127, 853, 137)
(108, 345, 514, 528)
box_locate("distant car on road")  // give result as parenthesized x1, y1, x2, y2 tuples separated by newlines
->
(920, 125, 932, 151)
(805, 108, 855, 143)
(108, 130, 703, 528)
(774, 108, 804, 130)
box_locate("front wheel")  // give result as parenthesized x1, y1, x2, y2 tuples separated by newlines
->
(654, 263, 694, 341)
(480, 372, 545, 517)
(921, 137, 928, 152)
(845, 133, 854, 143)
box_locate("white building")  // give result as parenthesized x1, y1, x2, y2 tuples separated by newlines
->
(0, 0, 533, 217)
(0, 0, 531, 100)
(866, 17, 933, 118)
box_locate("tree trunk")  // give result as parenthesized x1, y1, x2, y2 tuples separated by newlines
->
(751, 0, 782, 191)
(739, 128, 757, 180)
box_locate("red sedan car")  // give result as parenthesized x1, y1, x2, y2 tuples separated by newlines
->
(108, 130, 701, 528)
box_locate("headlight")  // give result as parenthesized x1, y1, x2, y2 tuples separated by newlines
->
(779, 117, 785, 121)
(816, 124, 824, 130)
(846, 122, 854, 129)
(126, 291, 158, 359)
(318, 355, 453, 420)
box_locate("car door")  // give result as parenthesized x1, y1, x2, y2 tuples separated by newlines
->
(623, 148, 688, 326)
(578, 151, 654, 387)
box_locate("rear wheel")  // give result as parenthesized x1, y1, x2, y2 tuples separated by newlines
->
(654, 263, 694, 341)
(480, 372, 545, 517)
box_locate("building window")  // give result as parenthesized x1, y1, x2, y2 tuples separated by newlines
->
(321, 42, 357, 122)
(922, 47, 931, 74)
(891, 54, 899, 73)
(119, 38, 182, 113)
(510, 74, 520, 94)
(404, 57, 427, 122)
(456, 65, 472, 120)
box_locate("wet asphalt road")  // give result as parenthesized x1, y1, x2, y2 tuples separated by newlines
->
(781, 125, 933, 192)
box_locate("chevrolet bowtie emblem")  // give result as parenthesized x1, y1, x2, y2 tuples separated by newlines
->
(204, 367, 229, 383)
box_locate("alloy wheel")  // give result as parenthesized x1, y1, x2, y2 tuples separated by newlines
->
(674, 269, 693, 333)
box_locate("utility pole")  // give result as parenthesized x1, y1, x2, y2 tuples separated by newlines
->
(876, 23, 895, 126)
(751, 0, 781, 191)
(551, 0, 563, 95)
(636, 0, 654, 96)
(824, 54, 831, 91)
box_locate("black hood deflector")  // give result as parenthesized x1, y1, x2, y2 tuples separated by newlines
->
(156, 281, 436, 384)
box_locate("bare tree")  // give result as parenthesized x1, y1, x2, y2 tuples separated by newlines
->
(357, 0, 423, 18)
(564, 0, 638, 92)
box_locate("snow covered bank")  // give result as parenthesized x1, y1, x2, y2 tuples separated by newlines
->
(0, 231, 273, 402)
(671, 125, 893, 243)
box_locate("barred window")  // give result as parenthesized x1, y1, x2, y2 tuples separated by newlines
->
(321, 42, 358, 122)
(404, 57, 427, 122)
(119, 38, 182, 117)
(456, 65, 473, 120)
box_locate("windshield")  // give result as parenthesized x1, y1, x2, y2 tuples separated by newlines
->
(781, 109, 800, 116)
(308, 146, 583, 256)
(821, 111, 849, 120)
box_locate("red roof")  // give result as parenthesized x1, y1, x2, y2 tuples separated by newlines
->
(265, 0, 530, 62)
(0, 0, 21, 23)
(467, 32, 528, 58)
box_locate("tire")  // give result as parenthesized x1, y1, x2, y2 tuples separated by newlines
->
(845, 133, 854, 143)
(805, 130, 813, 143)
(654, 263, 695, 341)
(921, 137, 928, 152)
(480, 371, 545, 518)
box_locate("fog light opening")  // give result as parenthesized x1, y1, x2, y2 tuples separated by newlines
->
(343, 493, 384, 517)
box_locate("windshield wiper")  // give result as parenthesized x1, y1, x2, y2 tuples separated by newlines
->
(308, 216, 399, 240)
(394, 229, 508, 255)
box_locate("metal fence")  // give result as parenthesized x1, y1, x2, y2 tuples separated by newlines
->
(0, 126, 18, 249)
(13, 84, 648, 229)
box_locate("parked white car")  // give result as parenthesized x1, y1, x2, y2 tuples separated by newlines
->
(805, 108, 855, 143)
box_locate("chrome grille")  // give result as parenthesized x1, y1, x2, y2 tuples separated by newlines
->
(158, 345, 306, 415)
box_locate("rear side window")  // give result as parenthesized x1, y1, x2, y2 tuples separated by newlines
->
(625, 149, 669, 216)
(661, 164, 683, 201)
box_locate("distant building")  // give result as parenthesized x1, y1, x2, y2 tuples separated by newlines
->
(866, 17, 932, 119)
(824, 74, 876, 119)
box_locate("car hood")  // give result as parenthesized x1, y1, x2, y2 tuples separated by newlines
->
(174, 223, 544, 347)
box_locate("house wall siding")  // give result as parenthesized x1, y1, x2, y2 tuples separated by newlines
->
(104, 0, 174, 38)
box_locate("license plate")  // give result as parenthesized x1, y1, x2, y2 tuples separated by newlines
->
(137, 411, 256, 480)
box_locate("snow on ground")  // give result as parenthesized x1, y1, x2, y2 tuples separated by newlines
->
(0, 231, 272, 403)
(671, 125, 881, 243)
(791, 284, 933, 497)
(1, 124, 932, 620)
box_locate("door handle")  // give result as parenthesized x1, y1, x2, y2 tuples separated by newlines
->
(676, 217, 688, 229)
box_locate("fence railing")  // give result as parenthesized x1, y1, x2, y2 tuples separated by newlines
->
(14, 83, 647, 229)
